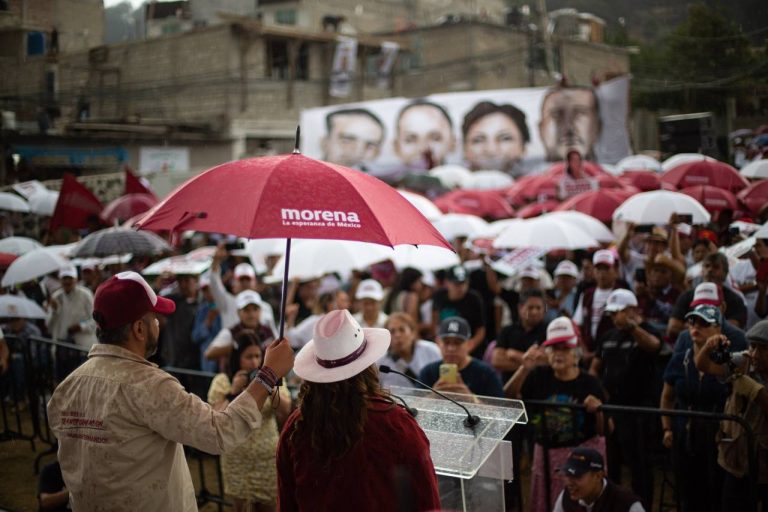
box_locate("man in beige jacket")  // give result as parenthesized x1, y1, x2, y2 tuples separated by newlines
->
(47, 271, 294, 511)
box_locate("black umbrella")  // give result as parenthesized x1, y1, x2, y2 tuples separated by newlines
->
(72, 227, 172, 258)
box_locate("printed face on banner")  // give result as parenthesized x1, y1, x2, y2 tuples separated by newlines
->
(301, 78, 630, 180)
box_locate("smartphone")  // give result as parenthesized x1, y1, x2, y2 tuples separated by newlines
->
(757, 259, 768, 283)
(439, 363, 458, 384)
(224, 241, 245, 251)
(635, 224, 654, 234)
(677, 213, 693, 224)
(634, 268, 646, 283)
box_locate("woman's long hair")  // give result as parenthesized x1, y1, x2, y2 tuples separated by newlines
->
(289, 365, 392, 462)
(227, 329, 262, 379)
(383, 267, 423, 314)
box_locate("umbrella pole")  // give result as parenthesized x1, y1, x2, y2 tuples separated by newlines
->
(277, 238, 292, 340)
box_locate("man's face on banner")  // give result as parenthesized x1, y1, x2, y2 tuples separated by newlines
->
(464, 112, 526, 172)
(539, 88, 600, 161)
(322, 112, 384, 168)
(394, 104, 455, 168)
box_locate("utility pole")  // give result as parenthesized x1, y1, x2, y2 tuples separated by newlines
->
(536, 0, 555, 80)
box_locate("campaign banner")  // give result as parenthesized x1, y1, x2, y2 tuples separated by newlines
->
(139, 146, 190, 175)
(329, 36, 358, 98)
(376, 41, 399, 89)
(300, 76, 632, 181)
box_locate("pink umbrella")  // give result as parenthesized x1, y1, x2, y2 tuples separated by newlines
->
(434, 189, 514, 220)
(137, 144, 452, 336)
(554, 189, 627, 223)
(543, 161, 606, 177)
(662, 160, 748, 193)
(100, 193, 158, 224)
(501, 176, 538, 207)
(680, 185, 739, 213)
(521, 175, 560, 202)
(737, 180, 768, 215)
(517, 200, 560, 219)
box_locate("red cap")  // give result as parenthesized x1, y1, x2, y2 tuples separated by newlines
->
(93, 271, 176, 329)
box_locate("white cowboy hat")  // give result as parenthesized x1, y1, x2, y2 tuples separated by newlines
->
(294, 309, 390, 383)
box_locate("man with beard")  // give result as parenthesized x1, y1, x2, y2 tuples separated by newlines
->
(47, 272, 295, 511)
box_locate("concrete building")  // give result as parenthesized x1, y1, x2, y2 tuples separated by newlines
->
(0, 1, 629, 194)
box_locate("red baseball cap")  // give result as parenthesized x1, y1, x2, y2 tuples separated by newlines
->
(93, 271, 176, 329)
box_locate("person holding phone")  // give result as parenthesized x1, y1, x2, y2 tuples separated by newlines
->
(418, 316, 503, 398)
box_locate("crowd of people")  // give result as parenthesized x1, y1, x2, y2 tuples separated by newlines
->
(1, 171, 768, 512)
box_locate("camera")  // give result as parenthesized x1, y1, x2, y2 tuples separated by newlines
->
(709, 342, 749, 372)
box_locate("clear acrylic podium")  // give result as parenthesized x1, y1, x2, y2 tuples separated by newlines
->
(390, 387, 528, 512)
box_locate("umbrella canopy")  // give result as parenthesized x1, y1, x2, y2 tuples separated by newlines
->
(616, 155, 662, 173)
(619, 171, 661, 192)
(680, 185, 739, 213)
(521, 175, 560, 202)
(141, 246, 215, 276)
(0, 252, 17, 269)
(542, 161, 606, 177)
(137, 153, 450, 250)
(661, 153, 716, 172)
(463, 170, 514, 190)
(397, 190, 443, 222)
(27, 190, 59, 216)
(737, 180, 768, 216)
(432, 213, 489, 240)
(555, 190, 626, 224)
(662, 160, 748, 193)
(740, 160, 768, 180)
(481, 218, 526, 238)
(389, 244, 460, 273)
(0, 236, 43, 255)
(269, 239, 393, 282)
(428, 164, 474, 189)
(612, 190, 711, 225)
(100, 193, 158, 224)
(1, 247, 71, 287)
(545, 211, 615, 243)
(0, 294, 47, 319)
(434, 189, 514, 220)
(0, 192, 30, 213)
(517, 200, 560, 219)
(73, 227, 172, 258)
(494, 216, 599, 250)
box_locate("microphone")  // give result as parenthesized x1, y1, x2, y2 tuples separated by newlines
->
(379, 365, 480, 428)
(390, 393, 418, 418)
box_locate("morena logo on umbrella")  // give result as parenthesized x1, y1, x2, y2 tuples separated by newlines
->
(280, 208, 361, 229)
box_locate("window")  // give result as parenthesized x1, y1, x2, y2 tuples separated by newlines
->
(275, 9, 296, 25)
(266, 40, 309, 80)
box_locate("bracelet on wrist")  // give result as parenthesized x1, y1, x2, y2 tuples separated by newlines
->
(251, 374, 274, 394)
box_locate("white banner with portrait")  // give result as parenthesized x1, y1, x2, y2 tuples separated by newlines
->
(301, 76, 632, 181)
(329, 36, 358, 98)
(376, 41, 399, 89)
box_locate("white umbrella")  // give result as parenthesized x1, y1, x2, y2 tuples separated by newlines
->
(269, 239, 393, 282)
(612, 190, 711, 225)
(600, 163, 620, 176)
(27, 190, 59, 216)
(428, 164, 474, 189)
(0, 192, 30, 213)
(245, 238, 287, 269)
(661, 153, 716, 172)
(740, 160, 768, 179)
(493, 217, 599, 250)
(480, 218, 526, 239)
(397, 190, 443, 221)
(0, 294, 47, 319)
(616, 155, 662, 173)
(464, 170, 514, 190)
(432, 213, 489, 240)
(389, 245, 460, 272)
(0, 236, 43, 255)
(756, 222, 768, 240)
(1, 247, 71, 286)
(544, 211, 615, 244)
(142, 246, 216, 276)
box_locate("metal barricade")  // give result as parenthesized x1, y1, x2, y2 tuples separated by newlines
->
(523, 399, 760, 512)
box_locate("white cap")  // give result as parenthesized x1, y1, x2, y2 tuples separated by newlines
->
(691, 282, 722, 307)
(356, 279, 384, 301)
(676, 223, 693, 237)
(58, 266, 78, 279)
(605, 289, 638, 312)
(199, 274, 211, 288)
(593, 249, 616, 267)
(518, 266, 540, 280)
(234, 263, 256, 280)
(235, 290, 262, 310)
(543, 317, 579, 347)
(554, 260, 580, 278)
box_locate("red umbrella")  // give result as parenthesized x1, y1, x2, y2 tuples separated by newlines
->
(0, 252, 18, 270)
(619, 171, 661, 191)
(517, 200, 560, 219)
(137, 149, 452, 336)
(554, 189, 627, 223)
(100, 193, 158, 224)
(680, 185, 739, 212)
(434, 190, 514, 220)
(661, 160, 748, 193)
(521, 175, 560, 201)
(543, 161, 606, 177)
(737, 180, 768, 215)
(501, 176, 537, 207)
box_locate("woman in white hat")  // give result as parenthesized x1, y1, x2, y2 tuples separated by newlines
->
(276, 309, 440, 511)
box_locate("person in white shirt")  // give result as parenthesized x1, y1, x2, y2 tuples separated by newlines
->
(353, 279, 388, 328)
(377, 312, 441, 389)
(47, 266, 97, 349)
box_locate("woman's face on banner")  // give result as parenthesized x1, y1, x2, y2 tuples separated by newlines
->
(463, 112, 526, 171)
